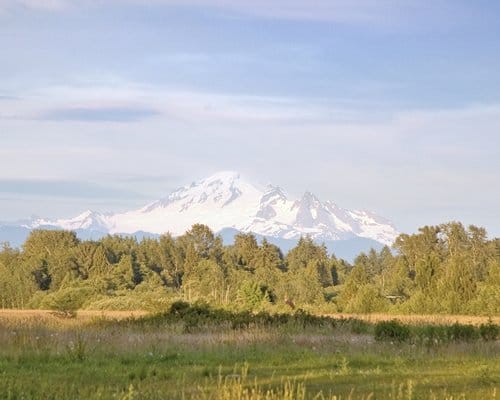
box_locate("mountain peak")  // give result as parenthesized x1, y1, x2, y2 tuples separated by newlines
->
(263, 185, 287, 199)
(301, 191, 321, 204)
(202, 170, 241, 184)
(76, 210, 96, 219)
(15, 171, 400, 246)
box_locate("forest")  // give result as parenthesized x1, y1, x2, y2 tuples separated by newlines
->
(0, 221, 498, 316)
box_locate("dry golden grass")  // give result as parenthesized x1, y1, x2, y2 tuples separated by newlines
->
(0, 309, 148, 318)
(0, 308, 497, 399)
(1, 309, 497, 327)
(324, 313, 500, 326)
(0, 309, 149, 329)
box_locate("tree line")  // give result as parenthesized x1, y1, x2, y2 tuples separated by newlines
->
(0, 222, 498, 315)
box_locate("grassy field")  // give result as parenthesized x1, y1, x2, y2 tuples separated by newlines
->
(1, 309, 497, 325)
(0, 309, 498, 399)
(325, 313, 500, 327)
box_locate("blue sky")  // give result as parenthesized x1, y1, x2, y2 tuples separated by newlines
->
(1, 0, 499, 236)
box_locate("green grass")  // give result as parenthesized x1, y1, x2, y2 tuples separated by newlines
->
(0, 309, 498, 399)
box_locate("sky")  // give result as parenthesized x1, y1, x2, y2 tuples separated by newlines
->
(0, 0, 499, 237)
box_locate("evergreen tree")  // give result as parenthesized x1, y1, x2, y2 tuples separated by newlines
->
(109, 255, 137, 290)
(232, 233, 259, 270)
(0, 244, 33, 308)
(182, 259, 226, 304)
(22, 230, 80, 291)
(253, 238, 284, 295)
(157, 233, 184, 287)
(286, 237, 332, 286)
(0, 221, 497, 315)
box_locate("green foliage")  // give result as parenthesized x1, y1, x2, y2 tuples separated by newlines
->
(479, 319, 499, 341)
(109, 255, 138, 290)
(183, 259, 226, 304)
(0, 221, 499, 316)
(413, 324, 450, 344)
(22, 230, 80, 291)
(412, 322, 482, 343)
(446, 322, 479, 341)
(142, 301, 339, 332)
(39, 285, 97, 313)
(374, 320, 411, 342)
(286, 237, 332, 286)
(0, 244, 36, 308)
(232, 233, 259, 269)
(0, 314, 498, 400)
(384, 321, 498, 344)
(392, 222, 499, 315)
(341, 284, 389, 313)
(236, 280, 271, 309)
(84, 289, 173, 312)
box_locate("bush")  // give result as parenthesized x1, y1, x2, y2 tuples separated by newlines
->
(446, 322, 479, 341)
(40, 286, 97, 316)
(342, 284, 389, 314)
(413, 324, 448, 345)
(169, 300, 191, 315)
(414, 322, 494, 344)
(374, 320, 411, 342)
(334, 318, 371, 335)
(84, 289, 173, 312)
(138, 302, 337, 332)
(479, 319, 499, 341)
(236, 281, 272, 310)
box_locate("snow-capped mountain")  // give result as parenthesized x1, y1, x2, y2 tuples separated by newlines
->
(31, 210, 110, 232)
(27, 171, 399, 246)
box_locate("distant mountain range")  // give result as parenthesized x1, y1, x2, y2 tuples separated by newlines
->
(0, 171, 399, 260)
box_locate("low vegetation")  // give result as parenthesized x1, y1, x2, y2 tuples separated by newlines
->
(0, 304, 498, 399)
(0, 221, 498, 398)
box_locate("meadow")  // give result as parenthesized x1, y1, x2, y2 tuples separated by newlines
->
(0, 306, 498, 400)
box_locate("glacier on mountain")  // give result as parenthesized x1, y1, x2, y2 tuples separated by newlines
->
(27, 171, 399, 246)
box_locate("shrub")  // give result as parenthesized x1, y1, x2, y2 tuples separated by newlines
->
(374, 320, 411, 342)
(138, 302, 337, 332)
(334, 318, 371, 335)
(413, 324, 448, 345)
(479, 319, 499, 341)
(414, 322, 493, 344)
(346, 318, 371, 335)
(84, 289, 173, 312)
(342, 284, 389, 314)
(236, 281, 272, 310)
(446, 322, 479, 341)
(170, 300, 191, 315)
(40, 286, 97, 317)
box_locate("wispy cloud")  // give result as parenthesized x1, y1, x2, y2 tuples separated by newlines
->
(1, 82, 361, 124)
(41, 106, 159, 122)
(0, 0, 463, 29)
(133, 0, 469, 31)
(0, 179, 149, 199)
(1, 0, 68, 12)
(194, 0, 427, 24)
